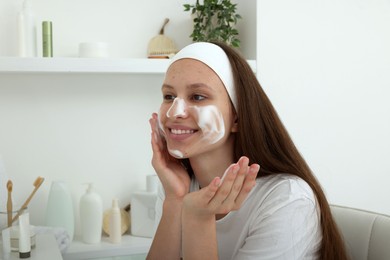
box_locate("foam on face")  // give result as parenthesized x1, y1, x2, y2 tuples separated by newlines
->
(159, 98, 225, 158)
(166, 98, 186, 118)
(169, 150, 184, 158)
(193, 105, 224, 145)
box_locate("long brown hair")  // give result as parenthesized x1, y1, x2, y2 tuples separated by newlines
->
(214, 41, 348, 259)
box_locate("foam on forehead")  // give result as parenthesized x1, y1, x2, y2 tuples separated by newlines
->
(169, 42, 237, 110)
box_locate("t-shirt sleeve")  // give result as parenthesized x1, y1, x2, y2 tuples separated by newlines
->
(233, 179, 322, 260)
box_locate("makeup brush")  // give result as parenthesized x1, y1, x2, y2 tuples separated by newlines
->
(7, 180, 13, 227)
(11, 176, 45, 224)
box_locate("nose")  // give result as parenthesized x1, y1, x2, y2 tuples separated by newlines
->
(166, 98, 188, 118)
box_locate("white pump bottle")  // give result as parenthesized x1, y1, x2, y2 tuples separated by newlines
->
(79, 183, 103, 244)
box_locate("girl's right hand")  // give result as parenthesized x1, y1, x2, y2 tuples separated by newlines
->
(149, 113, 191, 200)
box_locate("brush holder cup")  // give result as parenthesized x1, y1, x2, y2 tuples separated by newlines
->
(0, 206, 27, 231)
(0, 209, 16, 232)
(0, 207, 36, 252)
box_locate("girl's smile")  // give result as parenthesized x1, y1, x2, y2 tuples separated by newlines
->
(167, 124, 198, 141)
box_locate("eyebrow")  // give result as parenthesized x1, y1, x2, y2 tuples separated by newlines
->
(161, 83, 214, 92)
(161, 84, 173, 91)
(188, 83, 214, 91)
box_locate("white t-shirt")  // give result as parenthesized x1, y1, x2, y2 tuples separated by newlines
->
(155, 174, 322, 260)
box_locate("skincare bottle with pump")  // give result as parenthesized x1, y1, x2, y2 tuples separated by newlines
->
(80, 183, 103, 244)
(109, 198, 121, 244)
(18, 0, 37, 57)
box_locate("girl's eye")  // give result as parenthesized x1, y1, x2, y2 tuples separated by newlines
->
(192, 94, 206, 101)
(163, 94, 176, 101)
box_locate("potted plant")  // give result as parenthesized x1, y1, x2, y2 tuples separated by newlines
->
(184, 0, 242, 47)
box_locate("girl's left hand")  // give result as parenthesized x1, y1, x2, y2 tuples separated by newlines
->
(182, 156, 260, 218)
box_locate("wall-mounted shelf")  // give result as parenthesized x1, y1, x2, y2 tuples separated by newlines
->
(0, 57, 256, 74)
(0, 57, 170, 74)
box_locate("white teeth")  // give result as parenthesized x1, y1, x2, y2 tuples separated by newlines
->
(171, 129, 194, 135)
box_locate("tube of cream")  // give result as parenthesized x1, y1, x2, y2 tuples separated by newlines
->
(18, 213, 31, 258)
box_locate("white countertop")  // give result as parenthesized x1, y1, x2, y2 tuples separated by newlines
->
(1, 234, 63, 260)
(63, 235, 152, 260)
(1, 232, 152, 260)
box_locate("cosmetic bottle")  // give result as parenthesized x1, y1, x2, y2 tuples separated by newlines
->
(45, 181, 74, 241)
(18, 212, 31, 258)
(109, 198, 121, 244)
(18, 0, 37, 57)
(79, 183, 103, 244)
(130, 175, 158, 238)
(42, 21, 53, 57)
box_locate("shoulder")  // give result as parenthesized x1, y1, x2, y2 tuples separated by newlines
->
(247, 174, 318, 217)
(255, 174, 315, 201)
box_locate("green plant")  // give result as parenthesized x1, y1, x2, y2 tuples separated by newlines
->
(184, 0, 242, 48)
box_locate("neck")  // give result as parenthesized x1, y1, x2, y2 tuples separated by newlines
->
(189, 136, 235, 188)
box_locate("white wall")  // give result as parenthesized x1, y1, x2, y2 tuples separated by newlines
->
(0, 0, 256, 59)
(258, 0, 390, 214)
(0, 0, 256, 235)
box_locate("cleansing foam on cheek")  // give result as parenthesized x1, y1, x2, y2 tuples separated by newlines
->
(157, 113, 166, 136)
(157, 111, 184, 158)
(195, 105, 225, 144)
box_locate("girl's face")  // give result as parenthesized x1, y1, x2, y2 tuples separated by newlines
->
(158, 59, 237, 159)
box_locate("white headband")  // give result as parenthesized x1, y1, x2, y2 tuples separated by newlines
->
(169, 42, 237, 110)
